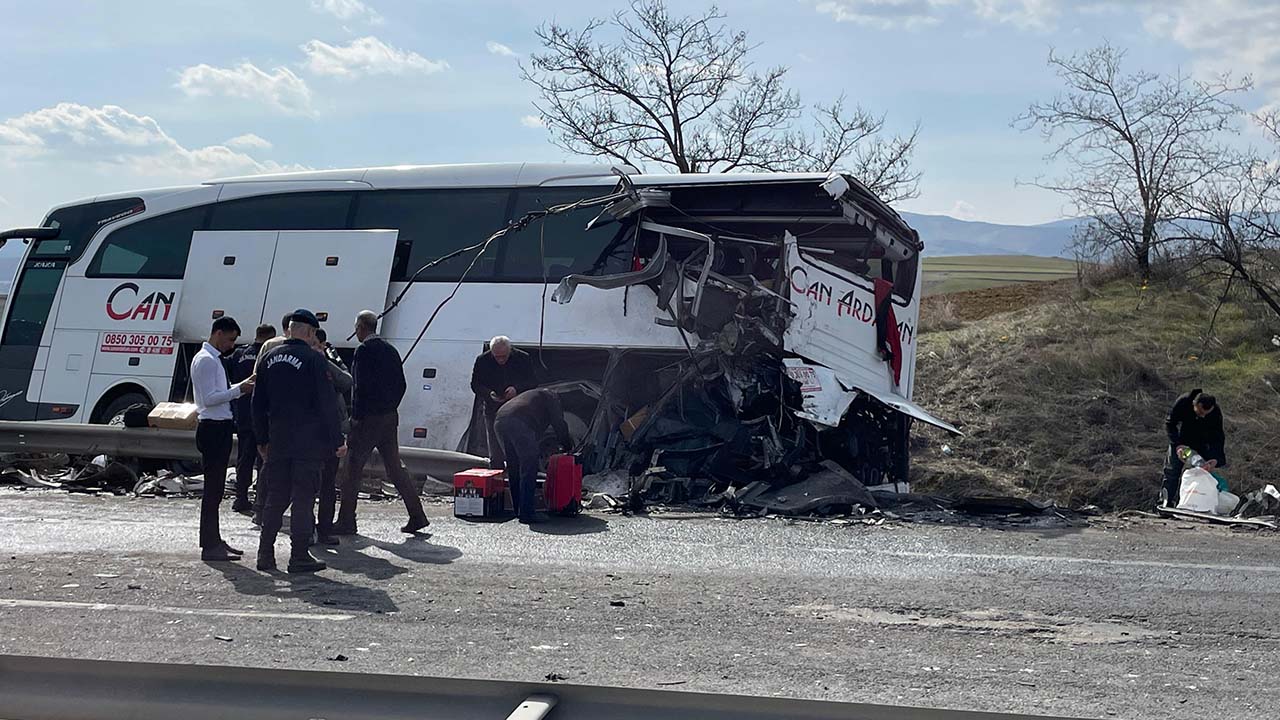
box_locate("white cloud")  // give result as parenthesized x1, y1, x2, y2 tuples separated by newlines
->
(0, 194, 8, 207)
(949, 200, 980, 221)
(814, 0, 1074, 30)
(301, 36, 449, 79)
(224, 133, 273, 151)
(520, 115, 546, 129)
(814, 0, 956, 29)
(1145, 1, 1280, 107)
(310, 0, 383, 24)
(487, 41, 517, 58)
(0, 103, 300, 179)
(177, 62, 314, 115)
(972, 0, 1060, 30)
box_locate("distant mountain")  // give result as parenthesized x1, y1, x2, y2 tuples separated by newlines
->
(901, 212, 1083, 258)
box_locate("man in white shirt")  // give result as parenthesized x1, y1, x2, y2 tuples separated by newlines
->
(191, 316, 255, 562)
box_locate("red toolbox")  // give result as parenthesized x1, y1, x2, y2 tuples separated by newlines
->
(542, 453, 582, 515)
(453, 468, 507, 519)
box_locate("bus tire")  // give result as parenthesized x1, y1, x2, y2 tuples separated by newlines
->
(94, 390, 151, 426)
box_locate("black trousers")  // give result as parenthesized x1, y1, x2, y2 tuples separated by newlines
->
(318, 456, 339, 536)
(495, 417, 539, 521)
(234, 423, 260, 505)
(196, 420, 234, 549)
(483, 403, 506, 468)
(258, 458, 321, 558)
(1162, 444, 1182, 507)
(339, 411, 424, 527)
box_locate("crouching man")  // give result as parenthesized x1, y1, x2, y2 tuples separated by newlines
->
(494, 388, 572, 525)
(252, 309, 347, 573)
(1162, 388, 1226, 507)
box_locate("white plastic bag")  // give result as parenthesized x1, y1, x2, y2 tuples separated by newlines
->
(1215, 490, 1240, 516)
(1177, 467, 1219, 513)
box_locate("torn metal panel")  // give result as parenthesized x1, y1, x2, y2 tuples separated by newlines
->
(551, 235, 668, 304)
(1154, 505, 1278, 529)
(857, 386, 961, 435)
(783, 232, 906, 400)
(782, 358, 856, 428)
(738, 466, 877, 516)
(820, 174, 921, 261)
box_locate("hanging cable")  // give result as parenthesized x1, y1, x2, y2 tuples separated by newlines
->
(537, 217, 549, 371)
(395, 190, 629, 364)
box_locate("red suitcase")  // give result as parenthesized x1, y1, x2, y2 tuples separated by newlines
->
(543, 453, 582, 515)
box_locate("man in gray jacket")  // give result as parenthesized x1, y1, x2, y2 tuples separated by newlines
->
(312, 328, 351, 545)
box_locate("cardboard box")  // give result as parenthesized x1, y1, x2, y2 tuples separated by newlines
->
(148, 402, 199, 430)
(620, 406, 650, 440)
(453, 468, 507, 519)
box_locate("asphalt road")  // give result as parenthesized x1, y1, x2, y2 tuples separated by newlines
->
(0, 487, 1276, 720)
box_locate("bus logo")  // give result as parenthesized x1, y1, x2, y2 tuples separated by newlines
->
(106, 282, 174, 322)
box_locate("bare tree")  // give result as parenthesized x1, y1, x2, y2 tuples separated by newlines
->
(521, 0, 920, 202)
(1167, 114, 1280, 320)
(1015, 43, 1250, 279)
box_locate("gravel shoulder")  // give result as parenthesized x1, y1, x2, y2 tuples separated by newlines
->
(0, 488, 1276, 719)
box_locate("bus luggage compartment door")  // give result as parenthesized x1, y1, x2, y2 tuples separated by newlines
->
(174, 231, 279, 343)
(262, 230, 398, 348)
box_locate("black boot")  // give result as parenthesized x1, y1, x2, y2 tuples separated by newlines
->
(401, 514, 430, 534)
(257, 528, 278, 571)
(288, 551, 327, 574)
(256, 549, 277, 572)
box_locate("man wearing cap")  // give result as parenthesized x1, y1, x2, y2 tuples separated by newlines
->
(334, 310, 428, 536)
(252, 309, 346, 573)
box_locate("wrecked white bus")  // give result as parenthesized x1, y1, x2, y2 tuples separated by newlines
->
(0, 163, 956, 495)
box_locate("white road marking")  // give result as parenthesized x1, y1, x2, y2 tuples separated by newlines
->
(0, 598, 354, 621)
(818, 548, 1280, 574)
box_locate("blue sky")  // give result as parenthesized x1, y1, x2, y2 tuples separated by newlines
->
(1, 0, 1277, 231)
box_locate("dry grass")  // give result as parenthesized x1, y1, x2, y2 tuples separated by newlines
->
(919, 295, 963, 333)
(911, 280, 1280, 509)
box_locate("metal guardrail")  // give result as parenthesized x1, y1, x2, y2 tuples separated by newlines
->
(0, 420, 487, 480)
(0, 655, 1076, 720)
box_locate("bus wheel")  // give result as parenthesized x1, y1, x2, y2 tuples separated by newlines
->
(94, 392, 151, 426)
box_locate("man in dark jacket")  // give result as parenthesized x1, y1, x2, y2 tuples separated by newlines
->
(494, 388, 572, 525)
(252, 309, 345, 573)
(470, 336, 536, 468)
(231, 323, 275, 515)
(1162, 389, 1227, 507)
(334, 310, 428, 536)
(311, 327, 351, 546)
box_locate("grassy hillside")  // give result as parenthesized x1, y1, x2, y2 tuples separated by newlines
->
(911, 279, 1280, 509)
(922, 255, 1077, 295)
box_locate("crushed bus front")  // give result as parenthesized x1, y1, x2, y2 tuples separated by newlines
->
(545, 170, 958, 505)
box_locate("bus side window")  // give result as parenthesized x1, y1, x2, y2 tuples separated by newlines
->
(503, 187, 627, 282)
(86, 206, 211, 279)
(353, 189, 510, 282)
(208, 192, 353, 232)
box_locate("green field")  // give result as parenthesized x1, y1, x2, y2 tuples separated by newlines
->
(922, 255, 1077, 296)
